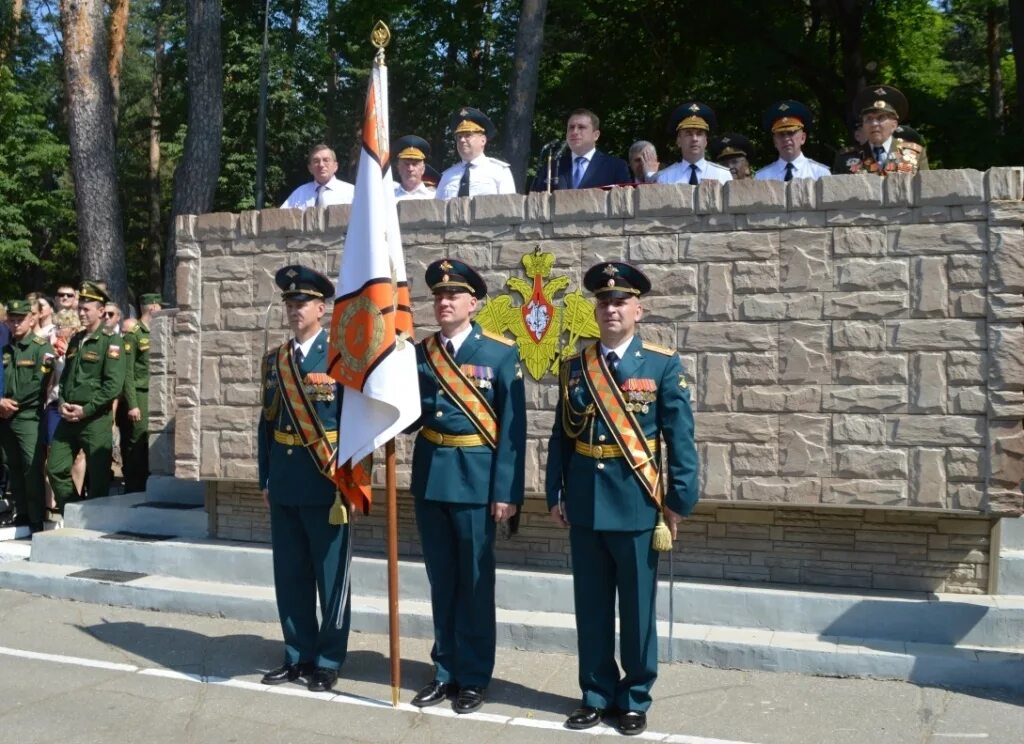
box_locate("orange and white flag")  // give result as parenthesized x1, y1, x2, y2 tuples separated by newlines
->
(327, 52, 420, 514)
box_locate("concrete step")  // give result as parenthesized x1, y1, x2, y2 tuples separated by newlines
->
(63, 491, 206, 538)
(21, 528, 1024, 651)
(0, 556, 1019, 692)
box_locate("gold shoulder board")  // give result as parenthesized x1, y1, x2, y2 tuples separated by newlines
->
(481, 328, 514, 346)
(642, 340, 675, 356)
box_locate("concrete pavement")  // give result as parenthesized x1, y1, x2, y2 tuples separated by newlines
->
(0, 589, 1020, 743)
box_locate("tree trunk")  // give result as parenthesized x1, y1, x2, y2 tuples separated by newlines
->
(107, 0, 130, 125)
(146, 0, 164, 291)
(163, 0, 222, 304)
(0, 0, 24, 65)
(503, 0, 547, 191)
(832, 0, 868, 109)
(1008, 0, 1024, 129)
(988, 2, 1005, 131)
(60, 0, 128, 307)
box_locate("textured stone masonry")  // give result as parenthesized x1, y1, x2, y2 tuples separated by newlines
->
(164, 168, 1024, 593)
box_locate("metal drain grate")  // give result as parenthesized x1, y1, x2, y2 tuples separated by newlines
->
(67, 568, 148, 583)
(132, 501, 202, 510)
(100, 531, 175, 542)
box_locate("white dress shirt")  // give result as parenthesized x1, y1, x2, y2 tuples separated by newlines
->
(754, 152, 831, 181)
(281, 176, 355, 209)
(292, 331, 321, 363)
(654, 158, 733, 185)
(600, 336, 634, 364)
(395, 182, 436, 201)
(435, 154, 516, 199)
(439, 324, 474, 356)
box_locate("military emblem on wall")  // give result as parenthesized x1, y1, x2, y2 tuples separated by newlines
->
(476, 248, 599, 380)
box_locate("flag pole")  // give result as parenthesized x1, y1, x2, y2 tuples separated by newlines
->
(386, 438, 400, 706)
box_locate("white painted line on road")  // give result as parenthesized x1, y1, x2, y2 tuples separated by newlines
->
(932, 735, 990, 739)
(0, 643, 763, 744)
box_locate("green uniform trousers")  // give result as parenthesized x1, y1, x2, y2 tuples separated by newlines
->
(414, 499, 497, 688)
(47, 413, 113, 510)
(269, 502, 351, 670)
(569, 525, 659, 713)
(0, 416, 46, 524)
(117, 392, 149, 493)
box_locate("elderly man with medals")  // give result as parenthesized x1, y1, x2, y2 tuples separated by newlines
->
(408, 258, 527, 714)
(546, 261, 700, 736)
(257, 264, 353, 694)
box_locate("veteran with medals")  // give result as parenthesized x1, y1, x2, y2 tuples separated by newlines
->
(546, 262, 699, 736)
(408, 259, 527, 714)
(836, 85, 928, 176)
(257, 265, 353, 694)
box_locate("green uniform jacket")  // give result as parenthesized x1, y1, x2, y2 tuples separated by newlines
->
(59, 326, 126, 418)
(257, 330, 343, 507)
(2, 334, 55, 419)
(410, 322, 527, 505)
(545, 336, 700, 531)
(120, 322, 151, 409)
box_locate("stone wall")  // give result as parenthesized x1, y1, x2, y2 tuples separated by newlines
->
(166, 168, 1024, 593)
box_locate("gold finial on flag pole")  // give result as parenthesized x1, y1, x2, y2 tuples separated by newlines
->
(371, 20, 391, 63)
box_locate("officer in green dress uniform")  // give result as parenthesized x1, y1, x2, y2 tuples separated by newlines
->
(257, 265, 352, 694)
(546, 262, 699, 736)
(117, 293, 161, 493)
(0, 299, 56, 532)
(408, 259, 527, 714)
(46, 282, 126, 511)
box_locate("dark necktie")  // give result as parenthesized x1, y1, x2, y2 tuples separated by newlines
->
(457, 164, 470, 197)
(314, 184, 325, 208)
(605, 350, 619, 371)
(784, 162, 795, 182)
(688, 163, 699, 186)
(873, 146, 885, 164)
(445, 340, 455, 356)
(572, 156, 585, 188)
(294, 347, 304, 366)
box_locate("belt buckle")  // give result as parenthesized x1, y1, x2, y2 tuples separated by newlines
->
(592, 444, 603, 458)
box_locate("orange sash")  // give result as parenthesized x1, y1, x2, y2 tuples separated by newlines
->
(275, 344, 338, 479)
(581, 342, 662, 507)
(423, 334, 498, 448)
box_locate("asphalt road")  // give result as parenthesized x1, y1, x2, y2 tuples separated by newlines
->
(0, 589, 1020, 743)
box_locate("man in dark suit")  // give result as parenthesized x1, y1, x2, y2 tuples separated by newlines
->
(532, 109, 631, 192)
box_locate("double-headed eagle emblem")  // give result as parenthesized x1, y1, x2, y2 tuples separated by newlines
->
(477, 248, 599, 380)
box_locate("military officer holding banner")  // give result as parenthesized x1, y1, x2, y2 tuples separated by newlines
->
(257, 265, 353, 694)
(546, 261, 700, 736)
(408, 259, 526, 714)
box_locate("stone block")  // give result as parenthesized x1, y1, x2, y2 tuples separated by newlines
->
(988, 292, 1024, 319)
(196, 212, 239, 239)
(833, 414, 886, 444)
(628, 234, 678, 263)
(984, 166, 1024, 200)
(258, 209, 305, 236)
(700, 263, 733, 320)
(915, 169, 985, 205)
(835, 446, 908, 478)
(731, 352, 778, 384)
(835, 259, 909, 290)
(397, 198, 446, 228)
(825, 291, 908, 319)
(950, 289, 985, 317)
(887, 319, 986, 350)
(887, 415, 985, 446)
(201, 405, 258, 432)
(832, 321, 886, 350)
(199, 357, 221, 404)
(946, 447, 984, 482)
(910, 256, 948, 317)
(989, 389, 1024, 417)
(948, 386, 987, 414)
(988, 201, 1024, 225)
(910, 352, 947, 414)
(817, 174, 883, 208)
(642, 294, 697, 322)
(175, 214, 197, 241)
(989, 323, 1024, 386)
(176, 261, 200, 311)
(695, 413, 776, 442)
(732, 261, 779, 293)
(695, 180, 722, 214)
(723, 179, 786, 213)
(302, 207, 325, 234)
(681, 231, 779, 262)
(779, 414, 830, 476)
(822, 385, 907, 412)
(833, 227, 886, 257)
(624, 215, 701, 235)
(736, 477, 821, 504)
(826, 207, 913, 226)
(949, 484, 984, 510)
(698, 353, 731, 411)
(471, 193, 526, 224)
(883, 173, 914, 206)
(989, 420, 1024, 490)
(743, 211, 826, 229)
(204, 256, 254, 281)
(731, 443, 778, 475)
(988, 227, 1024, 292)
(988, 489, 1024, 514)
(701, 443, 731, 498)
(778, 321, 829, 383)
(607, 187, 635, 218)
(576, 235, 625, 263)
(635, 184, 695, 216)
(737, 292, 822, 320)
(735, 385, 820, 412)
(679, 322, 775, 351)
(779, 229, 831, 290)
(833, 353, 907, 384)
(947, 255, 986, 288)
(946, 350, 986, 384)
(644, 263, 697, 294)
(787, 178, 816, 211)
(891, 223, 986, 255)
(824, 479, 907, 507)
(550, 220, 622, 238)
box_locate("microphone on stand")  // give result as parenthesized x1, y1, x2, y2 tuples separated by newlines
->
(550, 141, 569, 189)
(539, 139, 561, 153)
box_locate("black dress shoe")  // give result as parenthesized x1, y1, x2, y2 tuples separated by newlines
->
(307, 667, 338, 692)
(260, 661, 313, 685)
(452, 685, 485, 714)
(564, 706, 604, 730)
(617, 710, 647, 736)
(411, 680, 457, 708)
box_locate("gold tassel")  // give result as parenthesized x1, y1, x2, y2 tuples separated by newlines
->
(651, 513, 673, 552)
(328, 492, 349, 525)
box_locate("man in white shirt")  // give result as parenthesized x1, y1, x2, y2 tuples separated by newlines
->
(393, 135, 436, 200)
(654, 101, 732, 185)
(435, 108, 516, 199)
(280, 144, 355, 208)
(754, 100, 830, 182)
